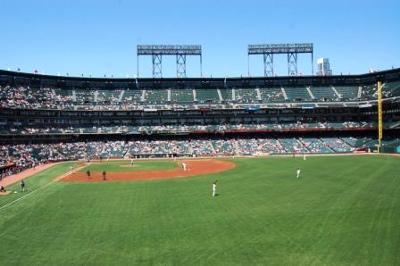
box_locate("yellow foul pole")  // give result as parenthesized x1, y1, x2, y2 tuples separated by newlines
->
(377, 81, 383, 153)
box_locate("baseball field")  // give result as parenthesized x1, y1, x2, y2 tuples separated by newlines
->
(0, 155, 399, 265)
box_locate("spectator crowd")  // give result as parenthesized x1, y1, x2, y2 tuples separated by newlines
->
(1, 83, 398, 111)
(0, 137, 374, 181)
(0, 121, 378, 135)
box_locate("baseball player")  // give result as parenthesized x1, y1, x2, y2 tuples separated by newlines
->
(212, 180, 217, 197)
(102, 171, 107, 181)
(296, 168, 301, 179)
(20, 179, 26, 192)
(182, 162, 187, 171)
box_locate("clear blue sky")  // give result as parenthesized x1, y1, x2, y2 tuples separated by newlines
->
(0, 0, 399, 78)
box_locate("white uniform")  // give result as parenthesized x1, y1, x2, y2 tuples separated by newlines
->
(182, 163, 187, 171)
(296, 169, 301, 179)
(212, 183, 217, 197)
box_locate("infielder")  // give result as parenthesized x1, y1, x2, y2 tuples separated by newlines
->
(102, 170, 107, 181)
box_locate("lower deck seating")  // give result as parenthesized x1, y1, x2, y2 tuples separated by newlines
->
(322, 138, 353, 152)
(300, 138, 333, 153)
(279, 138, 309, 153)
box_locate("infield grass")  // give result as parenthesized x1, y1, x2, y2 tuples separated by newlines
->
(79, 160, 178, 173)
(0, 155, 399, 265)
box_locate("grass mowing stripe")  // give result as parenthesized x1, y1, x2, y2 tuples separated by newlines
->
(0, 186, 47, 212)
(0, 155, 399, 265)
(0, 162, 77, 209)
(79, 160, 178, 172)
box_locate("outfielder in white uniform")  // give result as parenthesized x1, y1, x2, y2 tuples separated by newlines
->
(182, 162, 187, 171)
(296, 168, 301, 179)
(212, 181, 217, 197)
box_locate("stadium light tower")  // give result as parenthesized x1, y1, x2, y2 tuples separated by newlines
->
(248, 43, 314, 76)
(137, 45, 202, 78)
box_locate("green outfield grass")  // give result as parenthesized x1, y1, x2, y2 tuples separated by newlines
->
(0, 155, 399, 265)
(79, 160, 178, 173)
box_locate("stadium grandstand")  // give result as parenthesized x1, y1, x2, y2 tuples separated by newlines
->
(1, 68, 399, 179)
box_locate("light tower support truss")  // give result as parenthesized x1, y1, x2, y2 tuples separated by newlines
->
(248, 43, 314, 76)
(176, 54, 187, 78)
(137, 45, 202, 78)
(263, 53, 274, 77)
(152, 54, 162, 78)
(287, 52, 298, 76)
